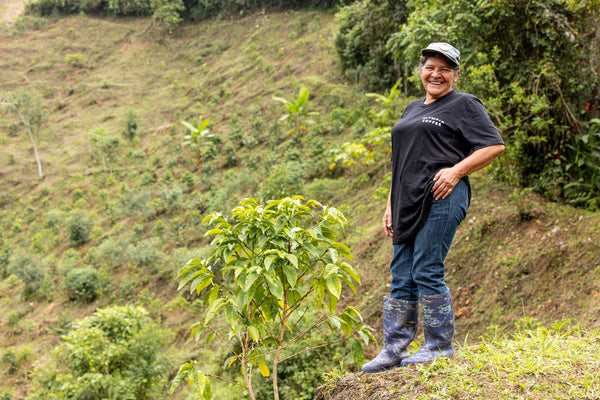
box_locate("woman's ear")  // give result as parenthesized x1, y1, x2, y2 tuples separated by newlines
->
(453, 70, 460, 82)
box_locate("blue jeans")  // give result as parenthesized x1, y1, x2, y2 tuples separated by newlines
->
(389, 179, 469, 301)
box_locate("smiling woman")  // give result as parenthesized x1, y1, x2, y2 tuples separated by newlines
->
(420, 56, 459, 104)
(361, 42, 505, 373)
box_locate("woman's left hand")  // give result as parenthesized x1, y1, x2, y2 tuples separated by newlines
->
(431, 167, 461, 200)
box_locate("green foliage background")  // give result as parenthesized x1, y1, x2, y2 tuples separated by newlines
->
(335, 0, 600, 209)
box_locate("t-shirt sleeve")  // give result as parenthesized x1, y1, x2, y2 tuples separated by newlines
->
(459, 98, 505, 151)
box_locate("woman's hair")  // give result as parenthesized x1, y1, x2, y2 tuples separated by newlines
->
(419, 54, 460, 72)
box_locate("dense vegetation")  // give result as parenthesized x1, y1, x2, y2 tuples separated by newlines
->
(1, 0, 600, 399)
(335, 0, 600, 209)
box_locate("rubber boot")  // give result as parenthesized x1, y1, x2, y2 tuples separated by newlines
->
(361, 296, 419, 373)
(401, 290, 455, 366)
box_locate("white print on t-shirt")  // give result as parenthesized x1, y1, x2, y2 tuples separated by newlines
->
(422, 116, 445, 127)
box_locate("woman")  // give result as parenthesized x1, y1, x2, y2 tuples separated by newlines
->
(362, 43, 505, 373)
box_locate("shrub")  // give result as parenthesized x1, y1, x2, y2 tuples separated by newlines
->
(1, 347, 32, 375)
(260, 161, 307, 200)
(66, 209, 93, 246)
(126, 237, 164, 268)
(122, 109, 138, 141)
(65, 53, 86, 68)
(96, 237, 128, 268)
(44, 209, 63, 233)
(8, 250, 46, 298)
(28, 306, 171, 400)
(64, 266, 109, 302)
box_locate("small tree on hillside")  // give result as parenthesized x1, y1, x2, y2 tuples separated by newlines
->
(171, 197, 375, 400)
(89, 127, 122, 173)
(27, 305, 171, 400)
(273, 86, 319, 137)
(1, 90, 48, 180)
(181, 118, 214, 165)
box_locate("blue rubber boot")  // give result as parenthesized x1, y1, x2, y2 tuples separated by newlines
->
(361, 296, 419, 373)
(401, 290, 455, 366)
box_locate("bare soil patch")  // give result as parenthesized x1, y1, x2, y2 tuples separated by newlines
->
(0, 0, 26, 21)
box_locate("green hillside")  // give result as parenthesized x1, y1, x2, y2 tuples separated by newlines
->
(1, 9, 600, 400)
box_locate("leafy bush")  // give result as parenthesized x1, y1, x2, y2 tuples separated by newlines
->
(126, 237, 164, 268)
(121, 109, 138, 141)
(96, 237, 129, 268)
(28, 306, 171, 400)
(334, 0, 409, 91)
(64, 266, 109, 302)
(65, 53, 86, 68)
(88, 127, 122, 172)
(66, 209, 93, 246)
(260, 161, 307, 200)
(1, 347, 32, 375)
(8, 250, 47, 298)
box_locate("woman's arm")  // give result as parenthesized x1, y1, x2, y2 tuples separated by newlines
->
(431, 144, 505, 200)
(382, 188, 393, 238)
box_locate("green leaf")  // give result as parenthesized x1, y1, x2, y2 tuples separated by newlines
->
(272, 96, 290, 105)
(339, 274, 357, 297)
(297, 87, 309, 106)
(328, 315, 342, 330)
(225, 304, 238, 328)
(324, 263, 338, 277)
(224, 355, 238, 369)
(328, 248, 339, 263)
(282, 262, 298, 287)
(205, 298, 227, 323)
(329, 293, 338, 314)
(285, 253, 298, 268)
(333, 242, 353, 262)
(206, 331, 216, 346)
(191, 274, 213, 295)
(350, 337, 365, 370)
(191, 324, 208, 341)
(340, 262, 361, 285)
(197, 118, 210, 132)
(248, 326, 260, 342)
(264, 254, 277, 271)
(180, 120, 198, 133)
(170, 361, 194, 395)
(326, 275, 341, 299)
(205, 228, 224, 236)
(265, 275, 284, 298)
(244, 270, 260, 291)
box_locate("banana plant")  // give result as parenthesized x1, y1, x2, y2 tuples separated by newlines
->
(181, 118, 213, 165)
(273, 85, 319, 136)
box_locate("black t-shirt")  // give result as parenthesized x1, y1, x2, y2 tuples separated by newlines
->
(390, 90, 504, 244)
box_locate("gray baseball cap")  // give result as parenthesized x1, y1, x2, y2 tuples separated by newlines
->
(421, 42, 460, 68)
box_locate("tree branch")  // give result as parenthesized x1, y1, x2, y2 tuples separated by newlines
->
(279, 338, 348, 363)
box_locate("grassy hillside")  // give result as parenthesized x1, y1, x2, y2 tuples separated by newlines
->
(1, 9, 600, 400)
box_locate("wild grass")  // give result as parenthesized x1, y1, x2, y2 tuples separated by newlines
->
(317, 320, 600, 400)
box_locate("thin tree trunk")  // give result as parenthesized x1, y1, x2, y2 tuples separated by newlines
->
(16, 108, 43, 180)
(241, 311, 257, 400)
(273, 346, 282, 400)
(273, 289, 289, 400)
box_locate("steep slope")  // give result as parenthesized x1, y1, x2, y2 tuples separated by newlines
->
(0, 9, 599, 400)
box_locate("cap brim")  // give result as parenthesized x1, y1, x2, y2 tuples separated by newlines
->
(421, 50, 458, 67)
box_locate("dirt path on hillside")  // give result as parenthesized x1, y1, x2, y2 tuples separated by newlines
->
(0, 0, 26, 21)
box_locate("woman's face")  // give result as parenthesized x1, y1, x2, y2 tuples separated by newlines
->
(420, 55, 459, 104)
